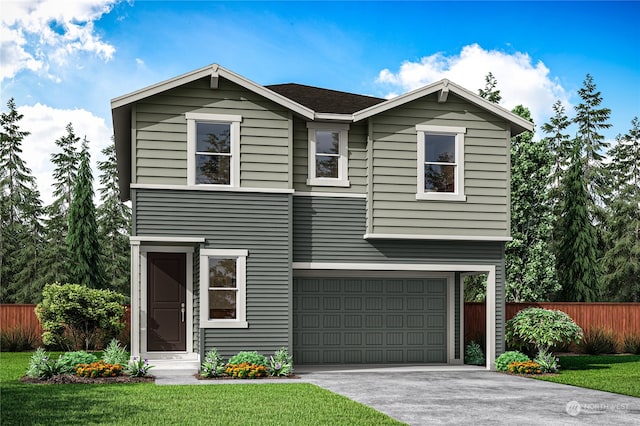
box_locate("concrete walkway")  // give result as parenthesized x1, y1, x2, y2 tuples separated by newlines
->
(153, 366, 640, 425)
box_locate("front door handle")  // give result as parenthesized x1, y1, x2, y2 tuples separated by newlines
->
(181, 303, 186, 323)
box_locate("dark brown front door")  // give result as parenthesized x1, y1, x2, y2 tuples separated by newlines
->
(147, 252, 187, 351)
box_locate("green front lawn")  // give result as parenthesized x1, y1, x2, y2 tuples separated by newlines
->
(0, 352, 403, 425)
(535, 355, 640, 398)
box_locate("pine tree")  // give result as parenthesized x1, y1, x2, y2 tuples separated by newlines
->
(41, 123, 80, 285)
(505, 105, 559, 301)
(601, 117, 640, 301)
(478, 72, 502, 104)
(0, 98, 45, 302)
(67, 138, 105, 288)
(97, 140, 131, 297)
(556, 142, 601, 301)
(542, 100, 572, 191)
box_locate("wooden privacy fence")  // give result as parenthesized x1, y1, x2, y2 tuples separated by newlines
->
(465, 302, 640, 343)
(1, 304, 131, 339)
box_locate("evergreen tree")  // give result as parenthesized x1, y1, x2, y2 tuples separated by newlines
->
(505, 106, 559, 301)
(542, 100, 572, 191)
(40, 123, 80, 285)
(478, 72, 502, 103)
(573, 74, 611, 203)
(0, 98, 45, 302)
(556, 142, 601, 301)
(67, 138, 104, 288)
(601, 117, 640, 301)
(97, 140, 131, 297)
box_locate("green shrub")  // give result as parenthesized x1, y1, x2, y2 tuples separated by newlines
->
(464, 341, 485, 366)
(534, 348, 560, 373)
(505, 308, 583, 356)
(102, 339, 129, 366)
(580, 327, 618, 354)
(228, 351, 267, 367)
(495, 351, 530, 372)
(36, 283, 126, 351)
(268, 347, 293, 376)
(25, 348, 61, 379)
(623, 333, 640, 355)
(56, 351, 99, 374)
(0, 326, 40, 351)
(201, 348, 226, 378)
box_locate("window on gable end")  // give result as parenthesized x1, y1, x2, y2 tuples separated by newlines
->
(186, 113, 241, 187)
(306, 122, 350, 187)
(416, 125, 467, 202)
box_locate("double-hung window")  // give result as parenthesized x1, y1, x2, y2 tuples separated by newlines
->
(306, 122, 350, 187)
(199, 249, 248, 328)
(186, 113, 241, 187)
(416, 125, 466, 201)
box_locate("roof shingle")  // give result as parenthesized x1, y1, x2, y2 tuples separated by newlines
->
(266, 83, 385, 114)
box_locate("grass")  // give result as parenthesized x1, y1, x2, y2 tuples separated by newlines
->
(534, 355, 640, 398)
(1, 352, 403, 425)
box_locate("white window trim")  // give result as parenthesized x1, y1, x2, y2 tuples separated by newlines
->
(416, 124, 466, 202)
(199, 249, 248, 329)
(186, 113, 241, 187)
(306, 122, 350, 187)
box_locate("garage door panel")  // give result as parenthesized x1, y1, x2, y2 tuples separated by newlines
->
(294, 277, 448, 364)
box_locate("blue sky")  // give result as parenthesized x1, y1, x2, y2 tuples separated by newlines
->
(1, 1, 639, 205)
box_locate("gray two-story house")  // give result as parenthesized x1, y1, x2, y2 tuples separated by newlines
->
(111, 64, 532, 369)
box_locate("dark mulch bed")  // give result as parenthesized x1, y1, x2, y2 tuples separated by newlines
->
(195, 374, 300, 380)
(20, 374, 155, 384)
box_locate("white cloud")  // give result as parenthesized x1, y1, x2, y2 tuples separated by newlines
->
(18, 103, 112, 206)
(375, 44, 571, 129)
(0, 0, 120, 81)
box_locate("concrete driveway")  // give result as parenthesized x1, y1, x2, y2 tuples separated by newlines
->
(297, 366, 640, 425)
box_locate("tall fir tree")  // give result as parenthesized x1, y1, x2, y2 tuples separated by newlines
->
(601, 117, 640, 301)
(67, 138, 105, 288)
(556, 142, 601, 301)
(573, 74, 611, 205)
(41, 123, 80, 285)
(505, 105, 559, 301)
(0, 98, 45, 302)
(542, 100, 572, 191)
(97, 139, 131, 297)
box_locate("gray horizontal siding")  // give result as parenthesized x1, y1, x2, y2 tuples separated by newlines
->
(134, 189, 291, 358)
(293, 195, 505, 351)
(292, 117, 368, 193)
(369, 92, 511, 238)
(134, 77, 291, 189)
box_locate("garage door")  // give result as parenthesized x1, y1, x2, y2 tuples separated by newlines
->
(293, 277, 447, 364)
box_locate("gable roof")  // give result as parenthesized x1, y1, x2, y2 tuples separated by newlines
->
(266, 83, 385, 114)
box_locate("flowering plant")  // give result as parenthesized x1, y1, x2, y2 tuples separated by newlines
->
(75, 361, 123, 378)
(25, 348, 61, 379)
(201, 348, 226, 378)
(225, 362, 268, 379)
(127, 356, 154, 377)
(507, 361, 543, 375)
(534, 348, 560, 373)
(268, 347, 293, 377)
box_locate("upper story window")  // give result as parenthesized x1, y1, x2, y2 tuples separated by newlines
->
(306, 122, 350, 187)
(186, 113, 241, 187)
(416, 125, 466, 202)
(199, 249, 248, 329)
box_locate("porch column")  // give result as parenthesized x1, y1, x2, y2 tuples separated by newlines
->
(486, 267, 496, 370)
(130, 240, 141, 359)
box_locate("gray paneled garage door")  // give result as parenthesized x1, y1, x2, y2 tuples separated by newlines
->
(293, 277, 447, 364)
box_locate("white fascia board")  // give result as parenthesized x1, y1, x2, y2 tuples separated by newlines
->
(292, 262, 496, 273)
(352, 78, 534, 135)
(353, 80, 444, 122)
(363, 233, 512, 242)
(314, 113, 354, 122)
(214, 65, 315, 120)
(111, 65, 215, 109)
(130, 236, 205, 243)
